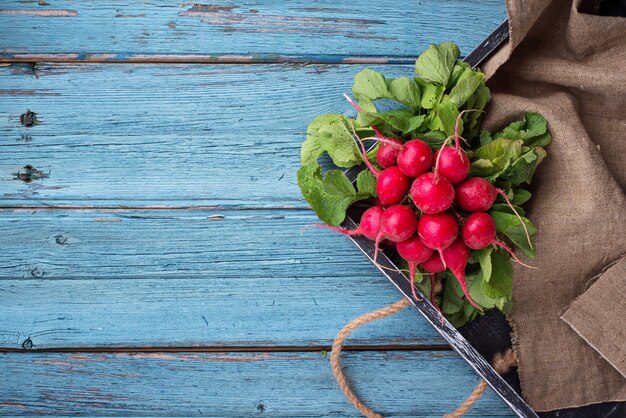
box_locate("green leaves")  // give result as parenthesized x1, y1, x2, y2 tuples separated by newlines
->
(416, 80, 445, 109)
(449, 72, 485, 107)
(297, 162, 372, 226)
(477, 247, 493, 282)
(356, 170, 377, 197)
(415, 43, 460, 85)
(360, 109, 425, 134)
(432, 96, 460, 136)
(470, 112, 550, 186)
(483, 249, 513, 299)
(303, 114, 362, 168)
(352, 69, 391, 102)
(352, 70, 423, 113)
(388, 77, 422, 111)
(501, 147, 547, 185)
(490, 210, 537, 257)
(470, 138, 524, 179)
(493, 112, 551, 147)
(477, 112, 551, 185)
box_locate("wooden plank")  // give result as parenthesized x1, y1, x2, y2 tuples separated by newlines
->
(0, 63, 418, 207)
(0, 0, 506, 62)
(0, 209, 447, 349)
(0, 350, 514, 417)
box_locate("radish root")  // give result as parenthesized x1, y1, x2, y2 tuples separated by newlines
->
(429, 273, 444, 325)
(408, 262, 422, 301)
(303, 223, 359, 236)
(493, 239, 538, 269)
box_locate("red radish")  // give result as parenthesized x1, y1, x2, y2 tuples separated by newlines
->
(461, 212, 496, 249)
(397, 235, 433, 300)
(311, 206, 384, 240)
(397, 139, 433, 177)
(455, 177, 497, 212)
(351, 120, 409, 207)
(376, 166, 410, 206)
(433, 109, 483, 184)
(461, 212, 536, 268)
(455, 178, 533, 249)
(376, 137, 403, 168)
(441, 238, 482, 311)
(433, 146, 470, 184)
(362, 136, 432, 177)
(421, 252, 445, 273)
(411, 172, 455, 214)
(350, 123, 409, 206)
(418, 212, 458, 250)
(417, 212, 458, 269)
(373, 205, 418, 261)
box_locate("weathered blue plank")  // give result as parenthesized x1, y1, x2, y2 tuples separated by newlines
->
(0, 350, 514, 417)
(0, 0, 506, 62)
(0, 63, 416, 207)
(0, 209, 446, 349)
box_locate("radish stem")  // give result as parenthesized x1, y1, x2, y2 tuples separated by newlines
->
(343, 93, 385, 138)
(454, 109, 485, 151)
(350, 120, 381, 177)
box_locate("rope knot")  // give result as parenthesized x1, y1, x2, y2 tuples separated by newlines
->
(493, 349, 517, 375)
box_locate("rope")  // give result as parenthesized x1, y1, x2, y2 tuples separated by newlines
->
(444, 350, 517, 418)
(330, 298, 411, 418)
(330, 299, 518, 418)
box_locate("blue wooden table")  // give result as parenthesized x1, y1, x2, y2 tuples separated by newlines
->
(0, 1, 514, 416)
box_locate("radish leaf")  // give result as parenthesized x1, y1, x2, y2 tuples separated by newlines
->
(415, 43, 460, 85)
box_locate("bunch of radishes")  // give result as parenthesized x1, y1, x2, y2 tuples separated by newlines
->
(316, 103, 533, 315)
(298, 43, 550, 325)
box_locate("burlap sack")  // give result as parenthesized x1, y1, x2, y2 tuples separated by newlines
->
(482, 0, 626, 411)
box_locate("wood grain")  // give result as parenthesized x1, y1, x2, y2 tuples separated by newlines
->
(0, 209, 446, 349)
(0, 63, 417, 207)
(0, 0, 506, 62)
(0, 350, 514, 417)
(0, 1, 519, 415)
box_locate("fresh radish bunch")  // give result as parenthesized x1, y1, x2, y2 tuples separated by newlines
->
(299, 46, 550, 327)
(308, 98, 537, 320)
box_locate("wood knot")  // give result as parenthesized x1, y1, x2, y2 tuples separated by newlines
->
(13, 165, 48, 183)
(21, 337, 33, 350)
(31, 267, 46, 278)
(20, 110, 38, 127)
(54, 234, 69, 245)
